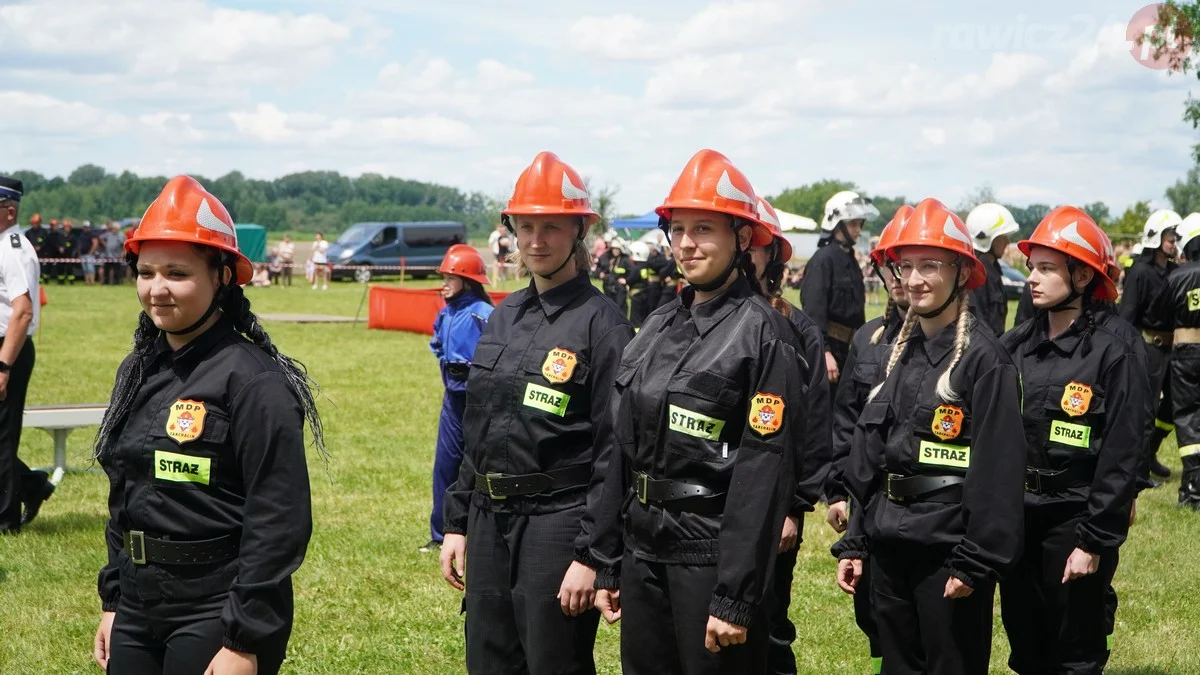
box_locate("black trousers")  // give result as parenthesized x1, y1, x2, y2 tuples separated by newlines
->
(109, 593, 288, 674)
(463, 502, 599, 675)
(854, 551, 883, 674)
(629, 289, 653, 329)
(871, 543, 995, 675)
(1171, 345, 1200, 505)
(767, 542, 799, 675)
(1144, 343, 1174, 461)
(1000, 504, 1119, 675)
(604, 285, 628, 318)
(621, 551, 769, 675)
(0, 340, 39, 529)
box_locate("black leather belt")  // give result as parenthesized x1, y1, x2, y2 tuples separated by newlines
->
(886, 473, 964, 503)
(634, 471, 719, 504)
(1025, 465, 1093, 494)
(123, 530, 239, 566)
(475, 464, 591, 499)
(445, 363, 470, 382)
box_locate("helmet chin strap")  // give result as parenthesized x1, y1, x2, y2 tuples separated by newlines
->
(690, 223, 744, 293)
(833, 222, 854, 251)
(915, 263, 963, 319)
(163, 262, 232, 336)
(1045, 260, 1085, 313)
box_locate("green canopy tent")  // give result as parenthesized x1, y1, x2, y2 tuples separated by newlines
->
(234, 223, 267, 263)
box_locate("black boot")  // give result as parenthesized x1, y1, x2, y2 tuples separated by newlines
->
(20, 471, 55, 527)
(1149, 425, 1173, 478)
(1180, 455, 1200, 511)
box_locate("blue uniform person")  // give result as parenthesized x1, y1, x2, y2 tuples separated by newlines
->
(423, 244, 494, 553)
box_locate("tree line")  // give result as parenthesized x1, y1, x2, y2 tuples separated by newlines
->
(1, 165, 507, 240)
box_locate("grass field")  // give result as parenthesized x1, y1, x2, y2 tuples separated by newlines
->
(0, 281, 1195, 674)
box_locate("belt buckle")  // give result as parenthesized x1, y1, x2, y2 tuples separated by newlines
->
(126, 530, 147, 565)
(886, 474, 900, 501)
(1025, 471, 1042, 493)
(636, 472, 648, 505)
(485, 473, 506, 500)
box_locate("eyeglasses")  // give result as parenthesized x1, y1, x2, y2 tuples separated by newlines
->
(888, 259, 958, 280)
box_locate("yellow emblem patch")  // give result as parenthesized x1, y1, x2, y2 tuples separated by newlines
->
(166, 399, 207, 444)
(931, 405, 964, 441)
(748, 392, 784, 436)
(541, 347, 577, 384)
(1061, 382, 1092, 417)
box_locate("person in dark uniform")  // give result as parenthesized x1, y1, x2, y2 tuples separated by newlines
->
(802, 190, 879, 400)
(603, 240, 630, 318)
(645, 242, 665, 310)
(1015, 282, 1035, 327)
(1149, 212, 1200, 510)
(41, 219, 62, 285)
(835, 198, 1026, 675)
(627, 241, 654, 328)
(965, 202, 1020, 336)
(825, 204, 913, 675)
(998, 207, 1144, 674)
(59, 218, 78, 284)
(751, 198, 830, 675)
(0, 176, 49, 534)
(91, 176, 325, 675)
(422, 245, 494, 554)
(657, 244, 679, 308)
(1119, 209, 1182, 483)
(439, 152, 633, 675)
(25, 213, 46, 260)
(589, 149, 808, 674)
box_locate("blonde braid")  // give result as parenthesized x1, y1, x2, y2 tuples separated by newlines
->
(868, 306, 919, 402)
(870, 299, 895, 345)
(934, 294, 974, 402)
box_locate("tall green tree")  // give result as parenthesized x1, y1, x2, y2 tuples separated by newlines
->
(1112, 200, 1153, 235)
(1166, 162, 1200, 216)
(1145, 2, 1200, 159)
(768, 179, 858, 223)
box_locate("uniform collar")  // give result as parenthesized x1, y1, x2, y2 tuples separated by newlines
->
(1023, 313, 1084, 357)
(507, 271, 591, 318)
(907, 320, 959, 366)
(145, 314, 235, 369)
(679, 276, 753, 337)
(1, 223, 19, 236)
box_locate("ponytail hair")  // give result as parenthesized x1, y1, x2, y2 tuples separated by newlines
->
(870, 298, 899, 345)
(94, 248, 327, 462)
(868, 306, 919, 402)
(934, 294, 974, 402)
(757, 239, 790, 316)
(463, 279, 494, 306)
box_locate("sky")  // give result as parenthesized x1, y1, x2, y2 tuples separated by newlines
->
(0, 0, 1196, 216)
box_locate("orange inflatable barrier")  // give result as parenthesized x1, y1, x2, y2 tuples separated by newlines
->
(367, 286, 510, 335)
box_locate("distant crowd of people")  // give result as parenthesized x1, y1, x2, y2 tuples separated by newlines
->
(22, 214, 130, 285)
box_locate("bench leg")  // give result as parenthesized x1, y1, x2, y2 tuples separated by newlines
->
(52, 429, 69, 486)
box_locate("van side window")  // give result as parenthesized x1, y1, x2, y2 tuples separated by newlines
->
(404, 226, 464, 248)
(371, 227, 397, 248)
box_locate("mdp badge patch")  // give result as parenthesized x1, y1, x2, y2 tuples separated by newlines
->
(932, 405, 964, 441)
(166, 399, 207, 443)
(1061, 382, 1093, 417)
(749, 392, 785, 436)
(542, 347, 577, 384)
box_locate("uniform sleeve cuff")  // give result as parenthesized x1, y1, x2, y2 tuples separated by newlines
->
(443, 524, 466, 536)
(595, 568, 620, 590)
(222, 636, 255, 654)
(101, 598, 119, 612)
(946, 567, 977, 589)
(708, 594, 756, 628)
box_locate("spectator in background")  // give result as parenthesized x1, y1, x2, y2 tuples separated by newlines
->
(278, 234, 295, 287)
(42, 219, 62, 284)
(58, 219, 77, 284)
(267, 246, 283, 285)
(310, 232, 329, 290)
(251, 263, 271, 287)
(101, 222, 126, 285)
(25, 215, 46, 264)
(80, 220, 100, 286)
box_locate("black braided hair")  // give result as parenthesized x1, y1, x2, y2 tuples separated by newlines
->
(94, 247, 327, 462)
(757, 239, 790, 315)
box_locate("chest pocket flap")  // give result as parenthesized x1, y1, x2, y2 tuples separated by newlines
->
(471, 342, 505, 371)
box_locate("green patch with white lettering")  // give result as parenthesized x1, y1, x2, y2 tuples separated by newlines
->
(523, 382, 570, 417)
(1050, 420, 1091, 448)
(668, 404, 725, 440)
(917, 441, 971, 469)
(154, 450, 211, 485)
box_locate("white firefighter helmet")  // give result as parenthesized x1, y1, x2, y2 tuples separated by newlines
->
(1142, 209, 1182, 249)
(1177, 212, 1200, 253)
(965, 203, 1020, 253)
(822, 190, 880, 231)
(1133, 242, 1144, 256)
(629, 241, 650, 262)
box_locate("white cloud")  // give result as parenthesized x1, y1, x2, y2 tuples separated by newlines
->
(138, 112, 205, 142)
(921, 127, 948, 146)
(967, 118, 995, 146)
(0, 91, 127, 135)
(228, 103, 472, 148)
(475, 60, 536, 90)
(996, 184, 1064, 203)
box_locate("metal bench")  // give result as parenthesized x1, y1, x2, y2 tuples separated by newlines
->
(23, 404, 108, 484)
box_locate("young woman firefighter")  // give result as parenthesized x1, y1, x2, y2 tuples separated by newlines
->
(438, 152, 633, 674)
(1119, 209, 1183, 484)
(587, 149, 808, 674)
(1149, 211, 1200, 510)
(834, 197, 1026, 675)
(750, 198, 831, 675)
(422, 245, 494, 554)
(91, 176, 325, 675)
(825, 204, 913, 675)
(996, 207, 1144, 674)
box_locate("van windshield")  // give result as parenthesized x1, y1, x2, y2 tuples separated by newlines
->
(336, 224, 376, 246)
